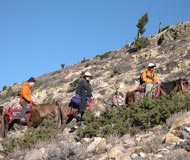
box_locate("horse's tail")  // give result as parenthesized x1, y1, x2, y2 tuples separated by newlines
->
(55, 101, 62, 127)
(125, 92, 129, 105)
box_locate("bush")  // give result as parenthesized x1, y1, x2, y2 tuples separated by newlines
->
(96, 51, 112, 60)
(6, 87, 18, 97)
(134, 37, 150, 50)
(160, 26, 170, 33)
(1, 118, 63, 156)
(77, 93, 190, 138)
(2, 85, 8, 91)
(81, 57, 90, 63)
(60, 64, 65, 69)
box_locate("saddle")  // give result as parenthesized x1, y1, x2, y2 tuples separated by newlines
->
(5, 103, 33, 123)
(133, 84, 160, 102)
(134, 85, 146, 102)
(67, 99, 94, 116)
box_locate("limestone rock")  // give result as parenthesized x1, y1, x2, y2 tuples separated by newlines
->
(164, 132, 181, 143)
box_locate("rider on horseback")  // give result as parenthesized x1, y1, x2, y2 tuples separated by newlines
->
(19, 77, 36, 123)
(76, 72, 93, 127)
(141, 63, 158, 98)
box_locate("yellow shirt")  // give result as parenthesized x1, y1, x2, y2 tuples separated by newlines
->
(142, 69, 158, 83)
(19, 83, 33, 103)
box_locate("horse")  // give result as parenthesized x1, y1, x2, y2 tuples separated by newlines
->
(1, 102, 62, 138)
(159, 78, 190, 95)
(126, 78, 190, 104)
(60, 99, 95, 126)
(100, 92, 126, 108)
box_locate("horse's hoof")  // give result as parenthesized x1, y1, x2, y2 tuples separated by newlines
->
(69, 127, 76, 133)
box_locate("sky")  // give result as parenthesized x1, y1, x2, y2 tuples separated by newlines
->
(0, 0, 189, 91)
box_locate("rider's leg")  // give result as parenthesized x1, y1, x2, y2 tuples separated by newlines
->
(78, 97, 87, 127)
(20, 101, 28, 121)
(145, 83, 154, 98)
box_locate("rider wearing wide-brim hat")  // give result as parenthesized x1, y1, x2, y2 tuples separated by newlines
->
(141, 63, 158, 84)
(76, 71, 93, 127)
(141, 63, 159, 97)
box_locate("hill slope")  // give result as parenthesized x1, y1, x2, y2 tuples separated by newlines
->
(0, 21, 190, 108)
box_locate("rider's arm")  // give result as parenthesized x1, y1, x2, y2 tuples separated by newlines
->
(153, 73, 159, 83)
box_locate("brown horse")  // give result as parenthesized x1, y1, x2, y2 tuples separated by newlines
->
(126, 78, 190, 104)
(1, 102, 62, 138)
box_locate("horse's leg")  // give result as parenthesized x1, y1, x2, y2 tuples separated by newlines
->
(63, 103, 75, 125)
(1, 115, 9, 138)
(28, 109, 43, 128)
(125, 92, 129, 105)
(66, 115, 74, 124)
(0, 114, 5, 138)
(126, 91, 134, 105)
(56, 107, 62, 127)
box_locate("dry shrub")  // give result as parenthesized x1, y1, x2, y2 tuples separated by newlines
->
(43, 134, 88, 160)
(106, 133, 120, 145)
(166, 111, 190, 128)
(160, 148, 190, 160)
(140, 134, 163, 153)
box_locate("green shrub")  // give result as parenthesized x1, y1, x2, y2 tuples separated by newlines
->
(6, 87, 18, 97)
(2, 85, 8, 91)
(60, 64, 65, 69)
(96, 51, 112, 60)
(160, 26, 170, 33)
(81, 57, 90, 63)
(134, 37, 150, 50)
(77, 93, 190, 138)
(125, 43, 130, 49)
(2, 118, 63, 156)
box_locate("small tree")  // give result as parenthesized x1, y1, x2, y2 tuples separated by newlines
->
(136, 13, 149, 40)
(2, 85, 8, 91)
(158, 22, 162, 33)
(61, 64, 65, 69)
(134, 13, 150, 50)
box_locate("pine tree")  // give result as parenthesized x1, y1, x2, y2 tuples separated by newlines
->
(136, 13, 149, 40)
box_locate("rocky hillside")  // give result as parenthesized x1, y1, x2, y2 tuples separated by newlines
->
(0, 21, 190, 160)
(1, 21, 190, 108)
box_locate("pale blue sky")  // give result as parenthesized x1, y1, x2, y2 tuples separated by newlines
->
(0, 0, 189, 90)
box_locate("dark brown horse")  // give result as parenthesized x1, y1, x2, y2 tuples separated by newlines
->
(126, 78, 190, 104)
(1, 102, 62, 138)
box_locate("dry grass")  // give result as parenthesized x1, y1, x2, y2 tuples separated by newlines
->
(160, 148, 190, 160)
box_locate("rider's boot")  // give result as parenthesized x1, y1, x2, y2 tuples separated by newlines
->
(20, 117, 26, 123)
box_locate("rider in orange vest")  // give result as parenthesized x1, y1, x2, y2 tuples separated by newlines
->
(141, 63, 158, 97)
(19, 77, 36, 123)
(141, 63, 158, 84)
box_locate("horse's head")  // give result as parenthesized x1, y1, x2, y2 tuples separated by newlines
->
(178, 78, 190, 93)
(160, 78, 190, 95)
(111, 92, 125, 107)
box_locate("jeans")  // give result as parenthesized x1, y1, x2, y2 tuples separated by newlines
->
(145, 83, 154, 98)
(20, 101, 29, 119)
